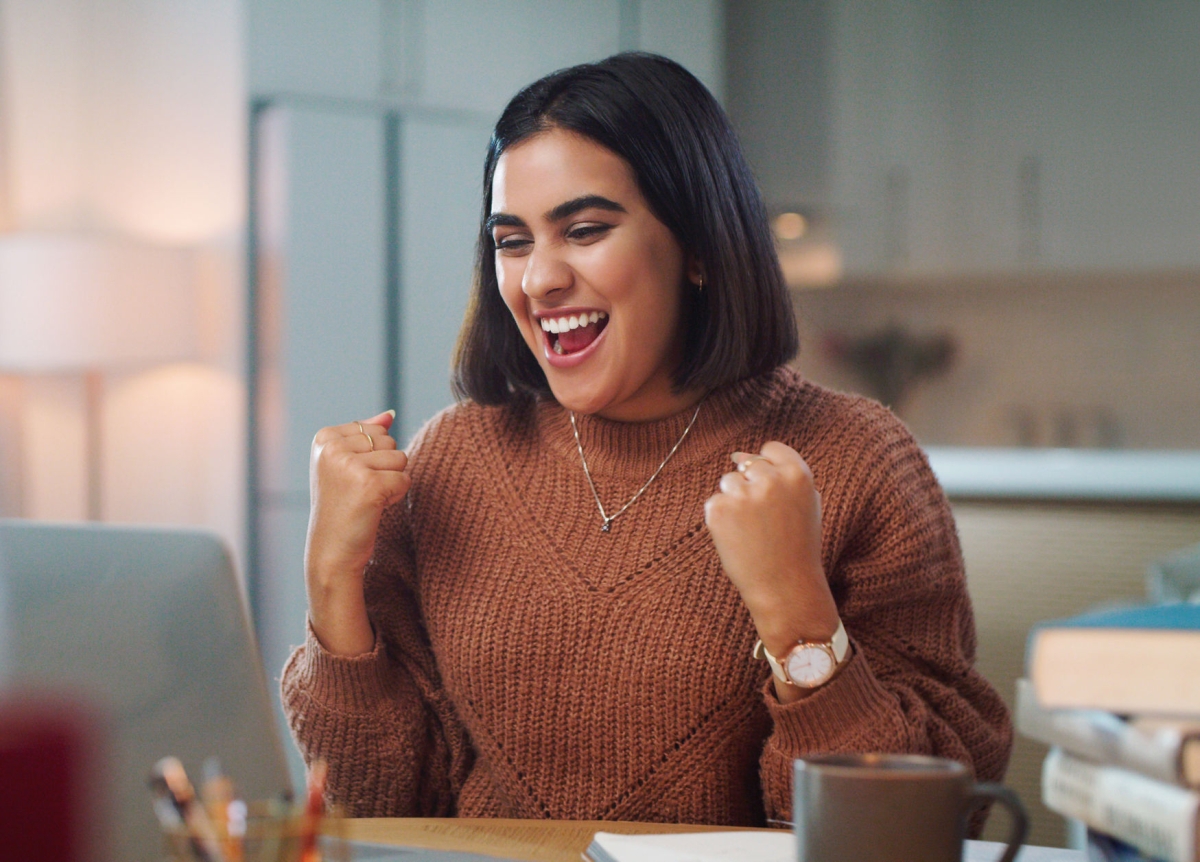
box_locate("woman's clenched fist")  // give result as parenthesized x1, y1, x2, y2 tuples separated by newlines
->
(704, 441, 840, 699)
(304, 409, 409, 656)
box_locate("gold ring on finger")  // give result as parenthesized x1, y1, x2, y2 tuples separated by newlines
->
(362, 432, 375, 451)
(738, 455, 767, 475)
(355, 421, 365, 435)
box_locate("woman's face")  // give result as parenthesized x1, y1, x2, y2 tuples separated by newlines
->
(488, 128, 701, 422)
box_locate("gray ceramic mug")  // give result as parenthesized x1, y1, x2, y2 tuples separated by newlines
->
(793, 754, 1027, 862)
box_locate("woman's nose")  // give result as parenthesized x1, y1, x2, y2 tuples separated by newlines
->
(521, 245, 573, 300)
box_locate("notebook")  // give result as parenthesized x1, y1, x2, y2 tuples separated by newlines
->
(585, 830, 792, 862)
(583, 831, 1083, 862)
(0, 520, 292, 862)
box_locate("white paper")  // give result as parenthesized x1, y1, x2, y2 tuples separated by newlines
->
(589, 831, 792, 862)
(964, 839, 1084, 862)
(587, 833, 1084, 862)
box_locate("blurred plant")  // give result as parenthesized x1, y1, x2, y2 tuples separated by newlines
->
(822, 323, 957, 411)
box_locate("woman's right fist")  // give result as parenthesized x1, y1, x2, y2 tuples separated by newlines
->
(304, 409, 408, 655)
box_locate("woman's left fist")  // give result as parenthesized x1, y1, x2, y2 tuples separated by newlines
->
(703, 441, 839, 655)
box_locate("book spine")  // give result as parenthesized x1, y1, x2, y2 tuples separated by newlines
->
(1129, 719, 1200, 789)
(1017, 679, 1190, 787)
(1087, 829, 1170, 862)
(1042, 748, 1199, 862)
(1186, 738, 1200, 788)
(1029, 625, 1200, 715)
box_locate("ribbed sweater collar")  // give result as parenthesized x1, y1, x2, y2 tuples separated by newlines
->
(535, 368, 789, 478)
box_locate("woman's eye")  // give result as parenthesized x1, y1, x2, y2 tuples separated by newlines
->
(493, 234, 531, 252)
(567, 223, 610, 242)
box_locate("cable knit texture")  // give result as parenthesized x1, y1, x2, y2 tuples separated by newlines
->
(281, 367, 1012, 827)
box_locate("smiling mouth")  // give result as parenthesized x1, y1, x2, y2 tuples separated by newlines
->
(540, 311, 609, 355)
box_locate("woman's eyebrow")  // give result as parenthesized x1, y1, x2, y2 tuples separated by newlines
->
(485, 212, 525, 232)
(485, 195, 627, 233)
(545, 194, 626, 223)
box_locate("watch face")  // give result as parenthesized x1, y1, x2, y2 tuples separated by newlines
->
(786, 645, 834, 686)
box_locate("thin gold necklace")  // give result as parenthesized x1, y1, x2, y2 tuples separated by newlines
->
(569, 401, 703, 533)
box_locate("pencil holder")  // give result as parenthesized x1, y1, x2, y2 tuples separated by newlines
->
(160, 801, 349, 862)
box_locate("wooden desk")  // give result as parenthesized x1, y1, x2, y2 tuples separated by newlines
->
(344, 817, 1085, 862)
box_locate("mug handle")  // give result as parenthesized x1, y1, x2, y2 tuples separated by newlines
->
(965, 783, 1029, 862)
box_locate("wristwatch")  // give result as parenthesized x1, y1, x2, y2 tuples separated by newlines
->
(753, 620, 850, 688)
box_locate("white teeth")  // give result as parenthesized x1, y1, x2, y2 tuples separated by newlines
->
(538, 311, 607, 334)
(553, 340, 564, 354)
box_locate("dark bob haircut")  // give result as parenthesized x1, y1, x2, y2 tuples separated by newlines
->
(452, 52, 798, 405)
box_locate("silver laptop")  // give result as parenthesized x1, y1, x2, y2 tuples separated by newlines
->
(0, 520, 292, 862)
(0, 520, 516, 862)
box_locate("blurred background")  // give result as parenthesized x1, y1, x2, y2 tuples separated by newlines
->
(0, 0, 1198, 848)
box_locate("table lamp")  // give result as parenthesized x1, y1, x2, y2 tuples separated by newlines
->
(0, 232, 197, 520)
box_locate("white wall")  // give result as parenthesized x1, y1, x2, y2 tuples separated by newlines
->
(0, 1, 247, 565)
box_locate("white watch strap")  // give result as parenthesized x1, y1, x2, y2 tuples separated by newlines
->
(831, 618, 849, 662)
(755, 620, 849, 685)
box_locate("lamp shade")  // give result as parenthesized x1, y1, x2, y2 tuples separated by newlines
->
(0, 232, 197, 371)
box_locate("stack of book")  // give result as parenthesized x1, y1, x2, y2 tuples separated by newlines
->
(1019, 603, 1200, 862)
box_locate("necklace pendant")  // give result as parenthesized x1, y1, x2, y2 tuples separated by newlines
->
(571, 401, 703, 540)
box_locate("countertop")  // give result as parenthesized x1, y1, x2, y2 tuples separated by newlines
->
(926, 447, 1200, 502)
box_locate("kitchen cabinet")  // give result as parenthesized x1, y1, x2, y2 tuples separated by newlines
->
(728, 1, 1200, 280)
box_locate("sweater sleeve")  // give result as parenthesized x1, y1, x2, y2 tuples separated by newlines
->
(756, 402, 1013, 828)
(280, 445, 473, 817)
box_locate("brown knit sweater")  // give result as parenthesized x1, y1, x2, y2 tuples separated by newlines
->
(281, 367, 1012, 825)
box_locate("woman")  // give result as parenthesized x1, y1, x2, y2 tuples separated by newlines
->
(283, 53, 1011, 826)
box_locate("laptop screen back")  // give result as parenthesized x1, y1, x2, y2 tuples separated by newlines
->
(0, 520, 292, 862)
